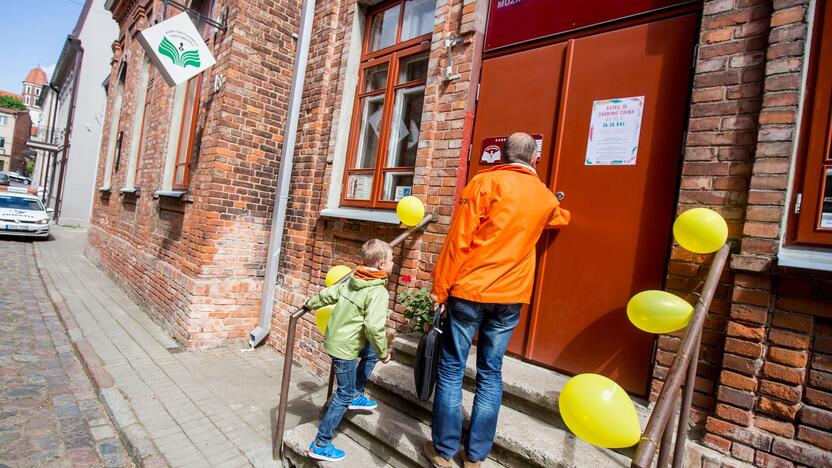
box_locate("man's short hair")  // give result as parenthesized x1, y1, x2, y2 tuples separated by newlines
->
(503, 132, 537, 165)
(361, 239, 392, 266)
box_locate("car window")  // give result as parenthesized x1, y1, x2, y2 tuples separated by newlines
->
(0, 196, 43, 211)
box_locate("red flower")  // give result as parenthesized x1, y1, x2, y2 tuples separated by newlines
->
(401, 274, 412, 283)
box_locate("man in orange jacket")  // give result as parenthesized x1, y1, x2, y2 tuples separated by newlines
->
(424, 132, 570, 468)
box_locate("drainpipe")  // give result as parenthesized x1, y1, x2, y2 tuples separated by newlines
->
(249, 0, 316, 348)
(54, 37, 84, 223)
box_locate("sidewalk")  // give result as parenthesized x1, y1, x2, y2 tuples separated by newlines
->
(34, 226, 327, 467)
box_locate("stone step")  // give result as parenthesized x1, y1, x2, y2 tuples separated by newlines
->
(368, 361, 633, 468)
(342, 396, 505, 468)
(392, 334, 651, 428)
(283, 421, 389, 467)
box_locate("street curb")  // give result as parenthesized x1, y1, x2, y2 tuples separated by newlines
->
(33, 242, 170, 468)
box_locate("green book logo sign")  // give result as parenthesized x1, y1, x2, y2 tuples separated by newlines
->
(158, 36, 201, 68)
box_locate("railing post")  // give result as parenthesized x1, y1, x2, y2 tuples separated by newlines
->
(672, 326, 703, 468)
(274, 311, 301, 459)
(632, 244, 730, 468)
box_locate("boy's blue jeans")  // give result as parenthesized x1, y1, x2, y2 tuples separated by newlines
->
(432, 297, 521, 462)
(314, 341, 378, 447)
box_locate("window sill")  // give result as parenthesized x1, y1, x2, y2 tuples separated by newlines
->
(777, 247, 832, 272)
(120, 187, 139, 196)
(154, 190, 188, 199)
(98, 186, 111, 193)
(319, 207, 401, 225)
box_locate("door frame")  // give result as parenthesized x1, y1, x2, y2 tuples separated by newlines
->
(469, 3, 703, 396)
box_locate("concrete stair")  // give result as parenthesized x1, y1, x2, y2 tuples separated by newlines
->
(283, 334, 647, 467)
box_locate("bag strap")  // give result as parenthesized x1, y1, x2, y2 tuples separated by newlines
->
(432, 305, 444, 333)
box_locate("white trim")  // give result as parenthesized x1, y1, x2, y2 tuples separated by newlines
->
(778, 247, 832, 272)
(326, 8, 366, 209)
(320, 207, 400, 224)
(778, 1, 818, 255)
(125, 58, 151, 189)
(162, 82, 188, 191)
(154, 190, 187, 199)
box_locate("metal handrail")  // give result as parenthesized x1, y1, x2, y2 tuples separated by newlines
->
(632, 244, 730, 468)
(273, 214, 434, 459)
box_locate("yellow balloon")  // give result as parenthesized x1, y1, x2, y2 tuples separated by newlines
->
(673, 208, 728, 254)
(627, 290, 694, 334)
(325, 265, 352, 287)
(559, 374, 641, 448)
(396, 196, 425, 227)
(315, 305, 334, 335)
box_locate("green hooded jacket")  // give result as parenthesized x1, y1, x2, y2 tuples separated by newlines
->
(306, 275, 390, 360)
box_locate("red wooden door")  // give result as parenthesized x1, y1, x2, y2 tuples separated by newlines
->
(468, 42, 568, 356)
(468, 13, 698, 395)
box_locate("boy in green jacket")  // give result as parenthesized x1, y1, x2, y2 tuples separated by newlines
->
(307, 239, 394, 462)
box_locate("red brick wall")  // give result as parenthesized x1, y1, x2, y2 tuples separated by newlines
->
(663, 1, 832, 466)
(10, 110, 32, 173)
(87, 0, 299, 348)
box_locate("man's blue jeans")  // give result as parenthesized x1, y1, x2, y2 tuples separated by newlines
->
(314, 341, 378, 447)
(432, 297, 521, 462)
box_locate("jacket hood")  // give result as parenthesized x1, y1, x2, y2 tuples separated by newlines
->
(349, 269, 387, 289)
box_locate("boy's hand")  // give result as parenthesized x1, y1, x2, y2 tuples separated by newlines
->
(382, 354, 392, 364)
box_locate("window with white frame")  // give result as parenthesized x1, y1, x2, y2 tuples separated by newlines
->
(0, 115, 7, 126)
(102, 63, 127, 189)
(788, 0, 832, 247)
(161, 0, 211, 191)
(339, 0, 435, 209)
(125, 57, 152, 190)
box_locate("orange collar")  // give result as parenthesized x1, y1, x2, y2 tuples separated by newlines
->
(354, 266, 388, 280)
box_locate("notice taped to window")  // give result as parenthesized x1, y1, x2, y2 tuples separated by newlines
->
(821, 169, 832, 229)
(585, 96, 645, 166)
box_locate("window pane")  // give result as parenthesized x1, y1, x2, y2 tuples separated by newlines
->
(401, 0, 435, 41)
(820, 168, 832, 230)
(386, 84, 425, 168)
(363, 63, 388, 92)
(369, 6, 400, 52)
(346, 173, 374, 200)
(398, 52, 429, 83)
(354, 94, 385, 169)
(382, 172, 414, 201)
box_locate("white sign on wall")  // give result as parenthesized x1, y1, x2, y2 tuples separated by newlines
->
(138, 12, 216, 87)
(585, 96, 645, 166)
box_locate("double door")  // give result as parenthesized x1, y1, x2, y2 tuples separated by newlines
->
(468, 12, 699, 395)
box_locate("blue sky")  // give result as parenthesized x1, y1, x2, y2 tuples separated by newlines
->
(0, 0, 87, 94)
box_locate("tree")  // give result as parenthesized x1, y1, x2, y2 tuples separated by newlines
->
(0, 95, 26, 110)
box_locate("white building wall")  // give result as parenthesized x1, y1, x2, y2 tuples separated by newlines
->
(57, 0, 118, 226)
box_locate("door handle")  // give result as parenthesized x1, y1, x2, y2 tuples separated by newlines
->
(556, 191, 565, 201)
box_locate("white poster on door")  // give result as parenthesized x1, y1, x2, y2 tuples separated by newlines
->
(584, 96, 645, 166)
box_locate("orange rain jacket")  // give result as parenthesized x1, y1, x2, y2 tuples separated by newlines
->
(431, 164, 571, 305)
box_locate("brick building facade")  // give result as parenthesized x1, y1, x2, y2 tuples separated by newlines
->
(87, 0, 831, 465)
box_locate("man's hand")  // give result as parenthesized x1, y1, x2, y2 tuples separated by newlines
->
(430, 295, 446, 317)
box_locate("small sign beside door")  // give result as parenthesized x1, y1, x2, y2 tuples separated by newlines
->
(138, 12, 217, 87)
(480, 134, 543, 164)
(585, 96, 645, 166)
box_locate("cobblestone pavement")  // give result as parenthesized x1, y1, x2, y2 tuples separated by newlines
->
(0, 238, 132, 467)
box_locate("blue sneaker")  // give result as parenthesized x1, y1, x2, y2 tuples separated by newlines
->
(348, 393, 378, 410)
(309, 441, 345, 462)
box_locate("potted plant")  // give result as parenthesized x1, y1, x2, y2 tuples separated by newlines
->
(398, 275, 435, 334)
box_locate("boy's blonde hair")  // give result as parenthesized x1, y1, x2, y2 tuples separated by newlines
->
(361, 239, 392, 266)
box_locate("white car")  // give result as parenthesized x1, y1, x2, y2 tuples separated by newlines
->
(0, 189, 51, 238)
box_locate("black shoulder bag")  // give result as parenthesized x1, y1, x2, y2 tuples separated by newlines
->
(414, 306, 446, 401)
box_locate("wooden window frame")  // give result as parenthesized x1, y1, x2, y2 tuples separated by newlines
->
(340, 0, 433, 209)
(788, 0, 832, 247)
(171, 74, 202, 190)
